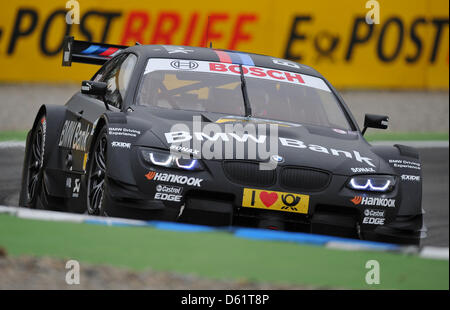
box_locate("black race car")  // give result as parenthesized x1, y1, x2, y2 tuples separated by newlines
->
(19, 36, 426, 245)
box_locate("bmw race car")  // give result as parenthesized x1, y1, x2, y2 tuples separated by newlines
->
(20, 36, 426, 245)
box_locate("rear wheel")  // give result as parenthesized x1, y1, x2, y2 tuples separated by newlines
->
(22, 116, 46, 209)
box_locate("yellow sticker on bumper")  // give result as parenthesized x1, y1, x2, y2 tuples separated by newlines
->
(242, 188, 309, 214)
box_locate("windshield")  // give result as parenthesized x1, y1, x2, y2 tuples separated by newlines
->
(137, 58, 351, 130)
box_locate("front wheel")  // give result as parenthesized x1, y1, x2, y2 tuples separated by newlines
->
(86, 127, 108, 215)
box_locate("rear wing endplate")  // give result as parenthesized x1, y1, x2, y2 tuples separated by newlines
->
(62, 36, 128, 66)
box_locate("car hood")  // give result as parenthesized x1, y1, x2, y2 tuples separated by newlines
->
(130, 107, 393, 175)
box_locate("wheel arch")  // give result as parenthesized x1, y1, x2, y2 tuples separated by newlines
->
(19, 105, 68, 206)
(371, 144, 423, 216)
(87, 112, 137, 185)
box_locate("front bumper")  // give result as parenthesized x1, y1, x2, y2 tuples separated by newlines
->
(105, 156, 424, 245)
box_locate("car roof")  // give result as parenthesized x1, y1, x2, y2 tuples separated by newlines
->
(123, 45, 324, 78)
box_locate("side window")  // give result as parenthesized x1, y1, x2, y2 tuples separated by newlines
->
(92, 59, 115, 82)
(94, 54, 137, 109)
(117, 54, 137, 104)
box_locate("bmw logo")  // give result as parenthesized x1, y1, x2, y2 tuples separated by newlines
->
(271, 155, 284, 163)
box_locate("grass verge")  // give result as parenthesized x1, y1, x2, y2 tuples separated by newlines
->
(0, 130, 27, 142)
(365, 132, 448, 142)
(0, 131, 448, 143)
(0, 214, 447, 289)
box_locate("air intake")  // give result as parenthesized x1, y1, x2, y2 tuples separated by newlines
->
(223, 161, 275, 187)
(280, 167, 331, 192)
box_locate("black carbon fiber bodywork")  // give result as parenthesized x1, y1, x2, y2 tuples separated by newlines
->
(20, 40, 425, 245)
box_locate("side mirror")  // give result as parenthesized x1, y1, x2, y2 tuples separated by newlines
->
(362, 114, 389, 135)
(81, 80, 107, 96)
(81, 80, 109, 110)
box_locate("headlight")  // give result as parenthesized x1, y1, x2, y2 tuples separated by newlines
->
(141, 148, 203, 171)
(347, 175, 396, 192)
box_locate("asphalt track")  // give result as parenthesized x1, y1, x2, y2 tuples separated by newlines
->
(0, 144, 448, 247)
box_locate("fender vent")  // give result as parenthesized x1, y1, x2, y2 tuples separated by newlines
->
(394, 144, 420, 159)
(280, 167, 331, 192)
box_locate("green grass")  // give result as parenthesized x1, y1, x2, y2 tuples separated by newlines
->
(0, 130, 448, 142)
(365, 132, 448, 141)
(0, 214, 447, 289)
(0, 130, 27, 142)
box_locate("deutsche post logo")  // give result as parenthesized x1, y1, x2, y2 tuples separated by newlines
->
(242, 188, 309, 214)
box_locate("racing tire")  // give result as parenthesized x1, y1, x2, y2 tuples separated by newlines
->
(86, 126, 109, 216)
(21, 115, 47, 209)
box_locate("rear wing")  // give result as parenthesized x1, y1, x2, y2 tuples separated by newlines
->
(62, 36, 128, 66)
